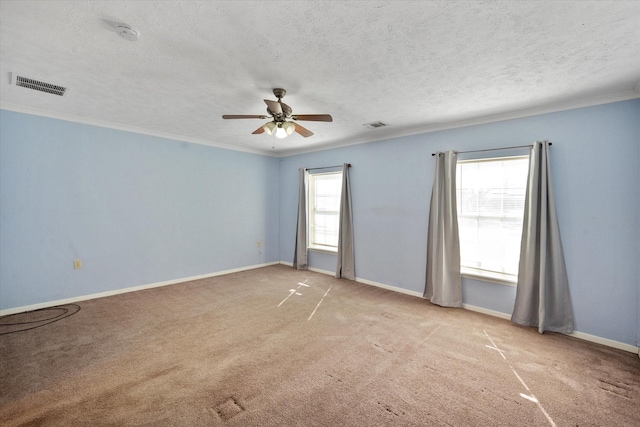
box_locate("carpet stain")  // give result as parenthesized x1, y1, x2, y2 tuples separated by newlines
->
(214, 397, 244, 421)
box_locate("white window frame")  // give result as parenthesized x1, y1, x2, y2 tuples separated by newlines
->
(456, 155, 529, 286)
(307, 170, 342, 253)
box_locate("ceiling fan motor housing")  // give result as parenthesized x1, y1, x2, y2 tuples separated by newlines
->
(273, 88, 286, 99)
(267, 103, 292, 120)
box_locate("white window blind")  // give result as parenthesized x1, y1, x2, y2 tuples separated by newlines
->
(456, 156, 529, 282)
(308, 171, 342, 251)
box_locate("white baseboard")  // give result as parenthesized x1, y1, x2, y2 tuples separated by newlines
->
(279, 261, 336, 278)
(6, 261, 637, 357)
(462, 303, 512, 320)
(565, 330, 639, 355)
(0, 262, 279, 316)
(355, 277, 423, 298)
(279, 261, 424, 298)
(462, 303, 639, 354)
(281, 262, 639, 355)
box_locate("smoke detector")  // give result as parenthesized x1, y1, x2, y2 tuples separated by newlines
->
(115, 25, 139, 41)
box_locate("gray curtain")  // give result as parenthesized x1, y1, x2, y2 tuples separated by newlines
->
(336, 163, 355, 280)
(293, 168, 308, 270)
(424, 151, 462, 307)
(511, 141, 573, 334)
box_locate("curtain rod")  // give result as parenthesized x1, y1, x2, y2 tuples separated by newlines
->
(431, 141, 551, 156)
(305, 163, 351, 171)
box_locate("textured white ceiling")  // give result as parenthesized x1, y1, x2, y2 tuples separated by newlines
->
(1, 1, 639, 156)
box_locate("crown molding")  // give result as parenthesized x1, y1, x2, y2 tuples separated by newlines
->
(276, 89, 640, 157)
(3, 87, 639, 159)
(0, 102, 277, 157)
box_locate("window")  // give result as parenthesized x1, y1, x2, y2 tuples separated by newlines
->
(456, 156, 529, 283)
(308, 171, 342, 252)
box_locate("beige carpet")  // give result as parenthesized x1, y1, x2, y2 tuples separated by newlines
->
(1, 265, 639, 426)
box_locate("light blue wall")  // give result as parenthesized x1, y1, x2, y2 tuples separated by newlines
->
(279, 135, 432, 291)
(2, 100, 638, 347)
(0, 110, 280, 310)
(279, 99, 640, 346)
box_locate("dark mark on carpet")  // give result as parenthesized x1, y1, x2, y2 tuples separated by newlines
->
(598, 379, 632, 399)
(378, 401, 405, 417)
(214, 396, 245, 421)
(372, 342, 393, 353)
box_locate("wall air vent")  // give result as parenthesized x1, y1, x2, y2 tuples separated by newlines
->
(363, 121, 388, 129)
(11, 74, 69, 97)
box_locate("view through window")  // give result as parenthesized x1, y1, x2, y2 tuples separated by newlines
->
(308, 171, 342, 251)
(456, 156, 529, 283)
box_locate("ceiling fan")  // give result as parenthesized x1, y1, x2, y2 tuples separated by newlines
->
(222, 88, 332, 138)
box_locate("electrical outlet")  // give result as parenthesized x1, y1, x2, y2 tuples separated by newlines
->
(256, 240, 262, 248)
(73, 259, 82, 270)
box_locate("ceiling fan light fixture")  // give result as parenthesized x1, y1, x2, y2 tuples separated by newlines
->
(221, 88, 332, 141)
(263, 121, 276, 135)
(275, 123, 288, 139)
(283, 121, 295, 135)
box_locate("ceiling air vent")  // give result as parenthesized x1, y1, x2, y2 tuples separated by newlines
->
(12, 74, 69, 96)
(363, 121, 388, 129)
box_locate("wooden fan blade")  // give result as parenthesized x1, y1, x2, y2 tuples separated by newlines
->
(264, 99, 283, 115)
(291, 114, 333, 122)
(294, 123, 314, 138)
(222, 115, 267, 119)
(252, 126, 265, 135)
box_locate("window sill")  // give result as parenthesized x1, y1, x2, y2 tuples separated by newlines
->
(461, 268, 517, 287)
(308, 245, 338, 254)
